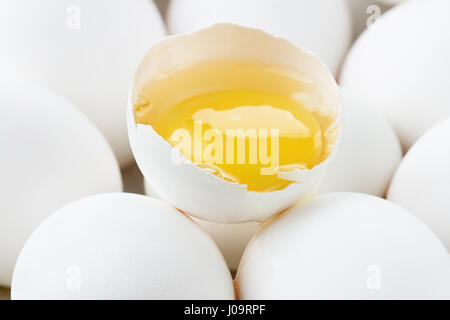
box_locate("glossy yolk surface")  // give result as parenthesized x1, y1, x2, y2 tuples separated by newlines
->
(133, 60, 329, 192)
(148, 90, 322, 192)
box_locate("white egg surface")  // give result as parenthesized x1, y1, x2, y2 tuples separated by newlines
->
(0, 79, 122, 287)
(11, 193, 235, 300)
(0, 0, 166, 167)
(144, 179, 259, 271)
(236, 193, 450, 299)
(191, 219, 259, 272)
(388, 118, 450, 251)
(340, 0, 450, 150)
(166, 0, 352, 76)
(319, 89, 402, 196)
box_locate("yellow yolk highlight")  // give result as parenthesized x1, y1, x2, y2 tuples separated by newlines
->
(152, 90, 322, 192)
(133, 61, 332, 192)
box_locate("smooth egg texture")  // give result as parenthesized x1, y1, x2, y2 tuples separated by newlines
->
(192, 219, 259, 272)
(12, 193, 235, 300)
(319, 89, 402, 196)
(0, 78, 122, 287)
(388, 118, 450, 251)
(134, 60, 328, 193)
(166, 0, 352, 76)
(0, 0, 166, 167)
(340, 0, 450, 151)
(144, 179, 259, 271)
(236, 193, 450, 299)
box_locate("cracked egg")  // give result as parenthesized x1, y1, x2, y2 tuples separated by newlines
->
(128, 24, 340, 223)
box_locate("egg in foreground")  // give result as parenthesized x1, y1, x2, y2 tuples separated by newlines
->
(11, 193, 234, 300)
(0, 78, 122, 287)
(128, 24, 340, 223)
(341, 0, 450, 151)
(388, 118, 450, 251)
(0, 0, 166, 167)
(319, 89, 402, 196)
(236, 193, 450, 299)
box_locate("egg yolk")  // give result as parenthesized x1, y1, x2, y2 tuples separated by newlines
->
(133, 61, 330, 192)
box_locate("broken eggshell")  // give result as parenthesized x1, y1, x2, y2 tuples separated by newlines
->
(127, 24, 340, 223)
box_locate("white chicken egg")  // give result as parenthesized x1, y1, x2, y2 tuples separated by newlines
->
(388, 118, 450, 251)
(0, 0, 166, 167)
(0, 78, 122, 287)
(144, 179, 259, 271)
(340, 0, 450, 151)
(11, 193, 235, 300)
(319, 89, 402, 196)
(166, 0, 352, 76)
(236, 193, 450, 299)
(143, 178, 163, 200)
(128, 24, 341, 224)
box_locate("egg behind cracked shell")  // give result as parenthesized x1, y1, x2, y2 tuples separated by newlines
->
(319, 89, 402, 196)
(166, 0, 352, 76)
